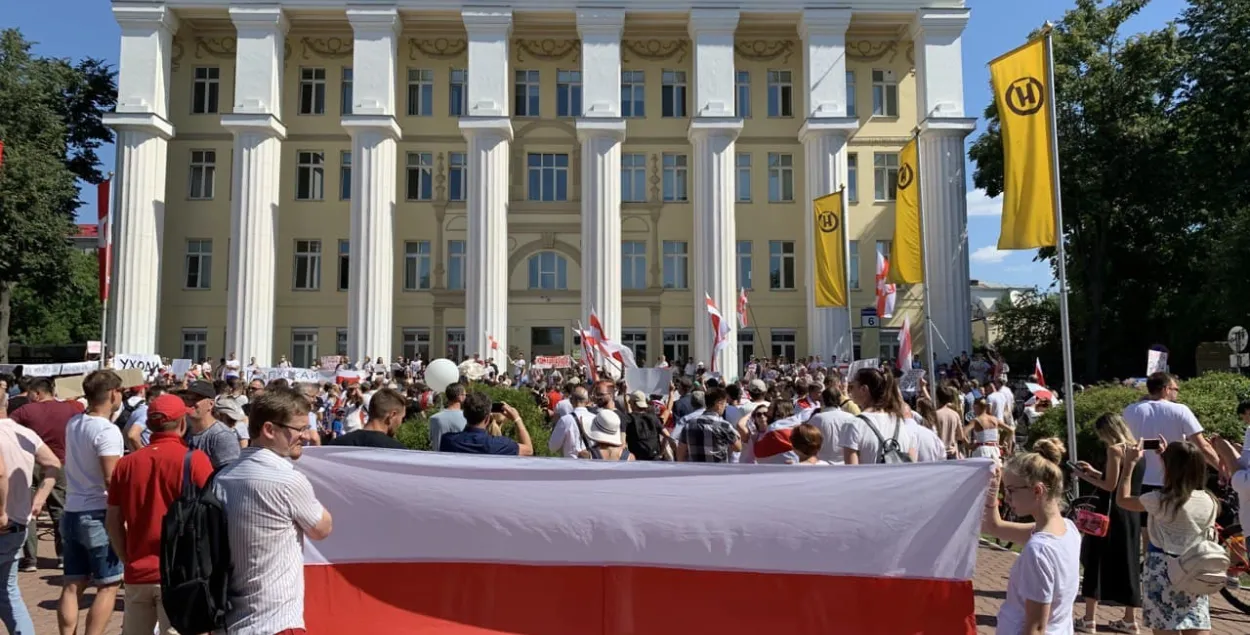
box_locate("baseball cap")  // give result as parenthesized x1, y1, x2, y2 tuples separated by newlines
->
(214, 398, 246, 424)
(629, 390, 648, 409)
(187, 380, 216, 401)
(748, 379, 767, 393)
(147, 393, 191, 425)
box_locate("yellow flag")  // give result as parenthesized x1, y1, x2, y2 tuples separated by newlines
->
(813, 192, 847, 308)
(989, 36, 1057, 249)
(890, 137, 923, 284)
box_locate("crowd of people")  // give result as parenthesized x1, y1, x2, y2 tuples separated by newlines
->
(0, 353, 1245, 635)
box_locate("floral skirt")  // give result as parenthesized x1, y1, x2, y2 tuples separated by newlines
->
(1142, 550, 1210, 630)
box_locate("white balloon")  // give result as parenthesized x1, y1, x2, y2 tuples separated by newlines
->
(424, 358, 460, 393)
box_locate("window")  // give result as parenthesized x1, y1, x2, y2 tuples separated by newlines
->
(880, 328, 901, 361)
(557, 70, 582, 117)
(621, 153, 647, 202)
(768, 153, 794, 202)
(405, 68, 434, 116)
(514, 69, 540, 117)
(662, 153, 688, 202)
(299, 67, 327, 115)
(622, 241, 647, 289)
(849, 240, 860, 290)
(337, 240, 350, 291)
(736, 71, 751, 118)
(447, 240, 466, 289)
(876, 239, 892, 263)
(527, 252, 568, 290)
(738, 329, 755, 364)
(188, 150, 216, 200)
(291, 329, 318, 369)
(767, 70, 793, 117)
(853, 329, 863, 361)
(339, 151, 352, 200)
(296, 151, 325, 200)
(871, 69, 899, 117)
(181, 329, 208, 361)
(662, 241, 688, 289)
(662, 330, 690, 363)
(527, 153, 569, 202)
(769, 240, 796, 290)
(771, 329, 797, 361)
(622, 330, 647, 365)
(846, 71, 856, 118)
(341, 67, 353, 115)
(736, 153, 752, 202)
(661, 70, 687, 118)
(449, 69, 468, 116)
(406, 152, 434, 201)
(874, 152, 899, 201)
(448, 152, 466, 202)
(847, 153, 858, 203)
(403, 328, 431, 360)
(184, 239, 212, 289)
(293, 239, 322, 290)
(404, 241, 432, 290)
(621, 70, 645, 117)
(336, 327, 348, 356)
(445, 328, 466, 360)
(737, 240, 752, 290)
(192, 67, 220, 114)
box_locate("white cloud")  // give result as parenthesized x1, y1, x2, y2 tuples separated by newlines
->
(966, 189, 1002, 217)
(970, 245, 1009, 264)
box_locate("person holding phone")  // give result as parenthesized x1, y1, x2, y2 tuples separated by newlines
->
(439, 393, 533, 456)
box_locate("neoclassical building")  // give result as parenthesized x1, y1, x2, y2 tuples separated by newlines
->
(103, 0, 975, 372)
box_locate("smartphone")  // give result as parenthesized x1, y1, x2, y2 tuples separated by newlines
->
(1143, 439, 1162, 451)
(1064, 460, 1082, 473)
(491, 402, 505, 414)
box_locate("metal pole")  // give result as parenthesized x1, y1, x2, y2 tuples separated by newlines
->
(841, 185, 854, 364)
(1044, 26, 1079, 466)
(913, 129, 939, 392)
(99, 173, 114, 367)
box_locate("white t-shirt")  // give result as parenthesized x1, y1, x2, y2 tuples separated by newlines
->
(808, 409, 858, 465)
(1121, 399, 1202, 486)
(996, 519, 1081, 635)
(987, 390, 1010, 421)
(907, 417, 947, 463)
(0, 419, 44, 523)
(64, 413, 125, 512)
(839, 412, 917, 464)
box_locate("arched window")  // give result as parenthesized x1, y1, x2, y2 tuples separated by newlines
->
(527, 252, 568, 290)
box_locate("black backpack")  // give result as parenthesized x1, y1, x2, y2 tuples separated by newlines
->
(624, 412, 664, 461)
(160, 451, 232, 633)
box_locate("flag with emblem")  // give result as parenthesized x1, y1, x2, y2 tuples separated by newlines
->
(813, 190, 847, 308)
(890, 136, 923, 284)
(990, 35, 1057, 249)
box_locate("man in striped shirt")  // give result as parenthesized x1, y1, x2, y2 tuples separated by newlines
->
(213, 386, 333, 635)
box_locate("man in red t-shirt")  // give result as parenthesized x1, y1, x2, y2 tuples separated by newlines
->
(104, 393, 213, 634)
(9, 376, 83, 569)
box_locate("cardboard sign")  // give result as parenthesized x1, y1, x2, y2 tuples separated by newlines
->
(848, 358, 879, 375)
(114, 354, 163, 375)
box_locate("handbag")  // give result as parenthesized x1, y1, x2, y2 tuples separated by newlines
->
(1073, 449, 1120, 537)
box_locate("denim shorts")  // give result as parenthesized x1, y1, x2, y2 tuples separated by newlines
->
(60, 510, 123, 585)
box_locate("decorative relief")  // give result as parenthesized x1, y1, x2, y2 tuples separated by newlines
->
(734, 40, 794, 63)
(515, 39, 579, 63)
(409, 38, 468, 60)
(301, 37, 352, 59)
(622, 40, 688, 63)
(649, 154, 661, 203)
(435, 153, 447, 201)
(171, 40, 185, 70)
(194, 37, 237, 59)
(905, 43, 915, 66)
(846, 40, 899, 63)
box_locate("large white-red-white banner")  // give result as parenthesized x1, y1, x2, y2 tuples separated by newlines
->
(295, 450, 992, 634)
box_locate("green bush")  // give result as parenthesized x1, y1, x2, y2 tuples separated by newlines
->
(395, 383, 554, 456)
(1029, 372, 1250, 462)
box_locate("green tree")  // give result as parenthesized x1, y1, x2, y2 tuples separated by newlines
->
(9, 249, 101, 346)
(0, 29, 115, 360)
(989, 291, 1069, 382)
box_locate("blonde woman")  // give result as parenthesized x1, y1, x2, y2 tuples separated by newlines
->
(964, 397, 1013, 461)
(983, 438, 1081, 635)
(1073, 414, 1143, 633)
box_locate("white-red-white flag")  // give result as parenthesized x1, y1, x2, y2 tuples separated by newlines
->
(875, 251, 897, 319)
(575, 322, 599, 382)
(737, 288, 749, 329)
(589, 308, 637, 369)
(897, 315, 913, 371)
(1034, 358, 1045, 387)
(705, 294, 731, 373)
(487, 335, 499, 351)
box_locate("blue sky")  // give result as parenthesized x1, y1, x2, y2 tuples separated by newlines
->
(3, 0, 1186, 291)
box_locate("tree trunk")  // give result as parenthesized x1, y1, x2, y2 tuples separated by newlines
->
(0, 280, 12, 363)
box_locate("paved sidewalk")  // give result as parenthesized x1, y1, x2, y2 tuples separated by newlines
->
(14, 526, 1250, 633)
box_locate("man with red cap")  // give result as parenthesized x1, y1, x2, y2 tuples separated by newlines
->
(104, 393, 214, 634)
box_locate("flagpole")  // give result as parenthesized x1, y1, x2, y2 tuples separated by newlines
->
(99, 173, 113, 367)
(912, 130, 938, 392)
(840, 185, 854, 365)
(1044, 24, 1078, 466)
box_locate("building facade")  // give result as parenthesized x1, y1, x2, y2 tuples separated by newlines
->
(103, 0, 975, 371)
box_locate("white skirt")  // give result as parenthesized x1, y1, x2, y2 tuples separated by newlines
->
(970, 445, 1001, 462)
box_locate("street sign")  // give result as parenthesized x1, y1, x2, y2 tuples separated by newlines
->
(860, 307, 879, 328)
(1229, 326, 1248, 353)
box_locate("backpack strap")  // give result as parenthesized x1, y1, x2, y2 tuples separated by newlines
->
(857, 414, 889, 449)
(181, 450, 195, 497)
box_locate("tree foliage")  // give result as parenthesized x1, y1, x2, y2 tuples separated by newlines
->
(0, 29, 115, 360)
(9, 249, 101, 346)
(969, 0, 1250, 381)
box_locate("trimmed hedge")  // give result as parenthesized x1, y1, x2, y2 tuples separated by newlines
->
(395, 383, 554, 456)
(1029, 372, 1250, 462)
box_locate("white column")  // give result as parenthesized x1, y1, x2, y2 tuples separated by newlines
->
(688, 9, 743, 376)
(799, 9, 858, 364)
(342, 8, 402, 362)
(460, 9, 513, 368)
(576, 10, 626, 345)
(102, 5, 178, 355)
(912, 9, 977, 362)
(220, 6, 286, 367)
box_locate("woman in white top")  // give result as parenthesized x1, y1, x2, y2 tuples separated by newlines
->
(965, 397, 1012, 461)
(909, 397, 948, 462)
(983, 437, 1082, 635)
(1115, 439, 1214, 634)
(839, 368, 918, 464)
